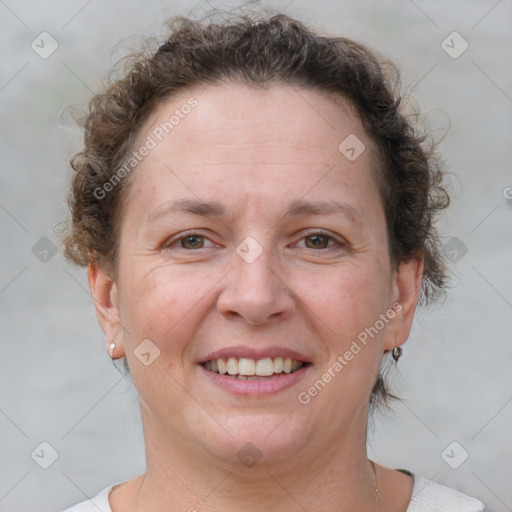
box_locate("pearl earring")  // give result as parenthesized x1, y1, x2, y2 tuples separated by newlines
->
(109, 342, 116, 358)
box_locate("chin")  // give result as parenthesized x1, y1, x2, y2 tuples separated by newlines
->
(203, 414, 311, 468)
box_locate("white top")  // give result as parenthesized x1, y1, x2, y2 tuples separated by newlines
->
(62, 473, 487, 511)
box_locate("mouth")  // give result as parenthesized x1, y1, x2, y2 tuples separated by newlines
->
(198, 346, 313, 395)
(201, 356, 310, 380)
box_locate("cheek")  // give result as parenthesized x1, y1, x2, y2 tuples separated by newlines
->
(311, 267, 392, 383)
(302, 262, 392, 345)
(118, 262, 218, 349)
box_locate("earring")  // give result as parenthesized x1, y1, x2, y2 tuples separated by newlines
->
(392, 346, 403, 361)
(109, 342, 116, 359)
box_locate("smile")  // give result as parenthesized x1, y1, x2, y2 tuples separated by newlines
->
(202, 356, 307, 379)
(199, 357, 311, 395)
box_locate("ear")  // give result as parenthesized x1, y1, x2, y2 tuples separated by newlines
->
(384, 256, 424, 351)
(88, 262, 126, 358)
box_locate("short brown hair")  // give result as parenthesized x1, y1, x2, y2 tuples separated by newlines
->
(62, 11, 450, 414)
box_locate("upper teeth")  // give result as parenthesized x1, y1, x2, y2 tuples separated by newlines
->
(204, 357, 304, 376)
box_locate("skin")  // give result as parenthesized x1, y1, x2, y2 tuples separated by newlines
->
(88, 82, 423, 511)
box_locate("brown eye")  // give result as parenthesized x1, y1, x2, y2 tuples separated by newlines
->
(304, 234, 333, 249)
(180, 235, 205, 249)
(162, 231, 218, 252)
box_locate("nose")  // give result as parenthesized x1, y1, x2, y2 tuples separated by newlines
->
(216, 243, 296, 325)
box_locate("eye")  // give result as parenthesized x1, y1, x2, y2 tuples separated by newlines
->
(163, 232, 215, 250)
(163, 231, 344, 252)
(298, 232, 342, 250)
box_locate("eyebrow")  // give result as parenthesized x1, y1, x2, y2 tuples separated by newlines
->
(147, 198, 358, 223)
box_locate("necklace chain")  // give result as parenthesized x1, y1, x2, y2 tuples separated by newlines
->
(371, 460, 381, 512)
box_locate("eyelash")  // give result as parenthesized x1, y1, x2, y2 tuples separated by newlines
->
(163, 230, 345, 251)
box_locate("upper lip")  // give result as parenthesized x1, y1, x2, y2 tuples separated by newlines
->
(199, 346, 312, 364)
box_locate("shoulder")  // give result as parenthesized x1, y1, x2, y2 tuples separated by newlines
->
(60, 482, 120, 512)
(406, 473, 487, 512)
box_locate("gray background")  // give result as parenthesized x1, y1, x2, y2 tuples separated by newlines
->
(1, 1, 511, 511)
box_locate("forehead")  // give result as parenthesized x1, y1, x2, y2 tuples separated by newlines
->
(127, 82, 381, 212)
(145, 81, 371, 159)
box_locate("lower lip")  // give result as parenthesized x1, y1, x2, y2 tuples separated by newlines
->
(199, 364, 311, 396)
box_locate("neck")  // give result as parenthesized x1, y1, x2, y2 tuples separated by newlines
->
(133, 407, 378, 512)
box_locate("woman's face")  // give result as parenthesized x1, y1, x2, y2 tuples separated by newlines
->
(90, 82, 421, 467)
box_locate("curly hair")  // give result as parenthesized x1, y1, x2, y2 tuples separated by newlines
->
(62, 11, 450, 414)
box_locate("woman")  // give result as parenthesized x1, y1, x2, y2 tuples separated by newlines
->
(61, 11, 488, 512)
